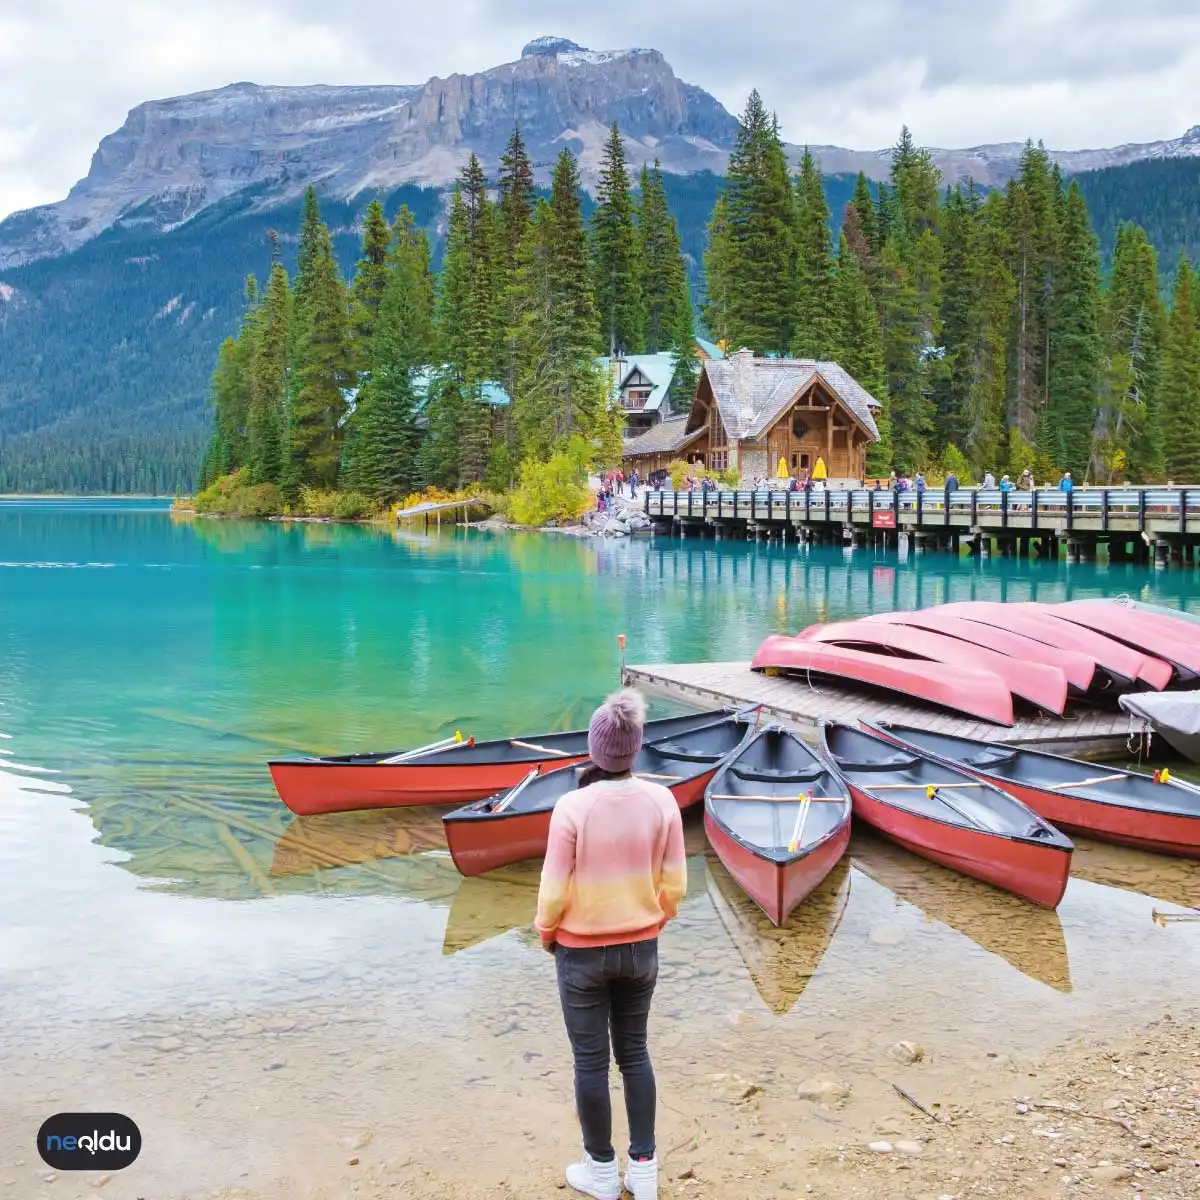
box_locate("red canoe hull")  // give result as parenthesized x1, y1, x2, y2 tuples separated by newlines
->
(800, 620, 1068, 715)
(940, 601, 1168, 690)
(847, 783, 1071, 907)
(863, 610, 1097, 692)
(752, 635, 1014, 725)
(952, 776, 1200, 860)
(269, 756, 589, 816)
(445, 769, 717, 878)
(704, 810, 851, 925)
(1044, 602, 1200, 679)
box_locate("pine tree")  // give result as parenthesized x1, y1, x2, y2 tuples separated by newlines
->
(509, 154, 606, 461)
(878, 233, 932, 470)
(832, 233, 890, 472)
(349, 200, 392, 369)
(246, 262, 291, 484)
(1161, 257, 1200, 482)
(721, 92, 796, 353)
(1044, 181, 1101, 477)
(851, 172, 878, 253)
(591, 122, 644, 355)
(290, 202, 354, 488)
(702, 193, 734, 347)
(293, 187, 325, 316)
(791, 148, 838, 358)
(497, 125, 536, 273)
(891, 126, 941, 234)
(1103, 224, 1167, 481)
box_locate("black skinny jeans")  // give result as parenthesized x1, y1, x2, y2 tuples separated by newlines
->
(555, 939, 659, 1162)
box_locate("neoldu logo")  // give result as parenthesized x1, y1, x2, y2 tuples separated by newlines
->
(37, 1113, 141, 1171)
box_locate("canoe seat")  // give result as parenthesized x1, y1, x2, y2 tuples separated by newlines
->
(651, 744, 724, 763)
(730, 764, 825, 784)
(834, 754, 922, 772)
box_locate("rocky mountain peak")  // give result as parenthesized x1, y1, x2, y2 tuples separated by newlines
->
(521, 36, 586, 57)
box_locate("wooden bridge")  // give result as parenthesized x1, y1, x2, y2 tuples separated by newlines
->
(643, 486, 1200, 563)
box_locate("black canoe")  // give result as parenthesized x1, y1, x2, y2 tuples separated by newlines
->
(872, 721, 1200, 859)
(703, 726, 852, 925)
(820, 723, 1073, 907)
(444, 713, 756, 876)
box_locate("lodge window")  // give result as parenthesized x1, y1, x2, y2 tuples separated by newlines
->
(710, 450, 729, 471)
(624, 389, 652, 409)
(790, 452, 811, 473)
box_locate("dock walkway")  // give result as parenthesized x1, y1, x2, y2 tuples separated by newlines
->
(625, 660, 1139, 758)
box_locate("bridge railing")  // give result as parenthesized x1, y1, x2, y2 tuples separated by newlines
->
(643, 486, 1200, 531)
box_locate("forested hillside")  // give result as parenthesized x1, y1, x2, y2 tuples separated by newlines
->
(1, 140, 1198, 493)
(1075, 157, 1200, 270)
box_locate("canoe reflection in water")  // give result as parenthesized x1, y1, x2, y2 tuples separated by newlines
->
(705, 854, 851, 1015)
(1068, 835, 1200, 912)
(849, 830, 1072, 993)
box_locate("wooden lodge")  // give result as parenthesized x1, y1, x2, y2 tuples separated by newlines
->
(622, 349, 881, 482)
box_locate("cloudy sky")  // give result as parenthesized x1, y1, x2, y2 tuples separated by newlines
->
(3, 0, 1200, 222)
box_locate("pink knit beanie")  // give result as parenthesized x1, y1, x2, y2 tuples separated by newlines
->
(587, 688, 646, 773)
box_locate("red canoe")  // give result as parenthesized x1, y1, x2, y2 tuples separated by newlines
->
(268, 708, 733, 815)
(862, 609, 1098, 693)
(938, 601, 1168, 690)
(799, 619, 1069, 715)
(1044, 601, 1200, 682)
(443, 714, 755, 877)
(820, 723, 1073, 907)
(752, 635, 1014, 726)
(871, 722, 1200, 859)
(703, 726, 853, 925)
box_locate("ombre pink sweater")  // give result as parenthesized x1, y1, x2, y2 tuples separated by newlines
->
(535, 778, 687, 949)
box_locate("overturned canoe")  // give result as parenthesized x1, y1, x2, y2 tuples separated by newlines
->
(269, 708, 733, 815)
(862, 609, 1098, 693)
(703, 726, 852, 926)
(820, 723, 1073, 907)
(938, 601, 1168, 691)
(800, 619, 1069, 715)
(752, 635, 1014, 725)
(872, 721, 1200, 860)
(443, 713, 755, 877)
(1045, 600, 1200, 682)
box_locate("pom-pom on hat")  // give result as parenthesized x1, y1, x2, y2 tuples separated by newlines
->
(587, 688, 646, 773)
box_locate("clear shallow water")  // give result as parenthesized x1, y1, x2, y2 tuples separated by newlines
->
(1, 501, 1200, 1193)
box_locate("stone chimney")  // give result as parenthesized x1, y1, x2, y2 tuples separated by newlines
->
(730, 347, 756, 429)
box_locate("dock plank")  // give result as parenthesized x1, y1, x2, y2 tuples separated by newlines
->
(625, 661, 1134, 758)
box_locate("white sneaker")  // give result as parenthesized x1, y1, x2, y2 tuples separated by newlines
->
(565, 1151, 621, 1199)
(624, 1154, 659, 1199)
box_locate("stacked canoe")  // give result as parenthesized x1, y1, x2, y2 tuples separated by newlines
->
(751, 598, 1200, 726)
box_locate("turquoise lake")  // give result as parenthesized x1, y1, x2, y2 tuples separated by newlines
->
(2, 499, 1200, 1197)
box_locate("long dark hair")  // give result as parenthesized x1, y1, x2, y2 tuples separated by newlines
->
(576, 763, 631, 788)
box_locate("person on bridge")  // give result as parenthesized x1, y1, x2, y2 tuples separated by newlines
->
(999, 474, 1014, 493)
(944, 470, 959, 493)
(982, 471, 996, 489)
(1059, 471, 1074, 493)
(914, 471, 927, 496)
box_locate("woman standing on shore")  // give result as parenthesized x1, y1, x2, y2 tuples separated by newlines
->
(535, 689, 686, 1200)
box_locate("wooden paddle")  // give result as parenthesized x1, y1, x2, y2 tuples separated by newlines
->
(1051, 773, 1128, 789)
(636, 772, 684, 781)
(709, 793, 845, 803)
(491, 767, 540, 814)
(382, 731, 468, 765)
(868, 781, 982, 791)
(510, 739, 571, 757)
(787, 790, 813, 853)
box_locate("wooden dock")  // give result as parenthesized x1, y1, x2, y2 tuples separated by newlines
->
(394, 497, 492, 526)
(624, 660, 1140, 758)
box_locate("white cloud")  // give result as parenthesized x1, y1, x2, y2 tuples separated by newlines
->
(3, 0, 1200, 222)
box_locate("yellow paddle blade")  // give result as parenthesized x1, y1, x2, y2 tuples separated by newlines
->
(454, 730, 463, 743)
(926, 784, 936, 799)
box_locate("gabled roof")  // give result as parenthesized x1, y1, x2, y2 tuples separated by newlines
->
(599, 352, 678, 413)
(621, 415, 707, 459)
(701, 351, 880, 442)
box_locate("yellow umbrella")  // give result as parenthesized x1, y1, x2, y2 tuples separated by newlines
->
(812, 456, 828, 480)
(776, 455, 789, 478)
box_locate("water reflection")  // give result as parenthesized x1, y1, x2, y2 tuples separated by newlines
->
(705, 853, 850, 1014)
(1069, 835, 1200, 911)
(850, 831, 1072, 992)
